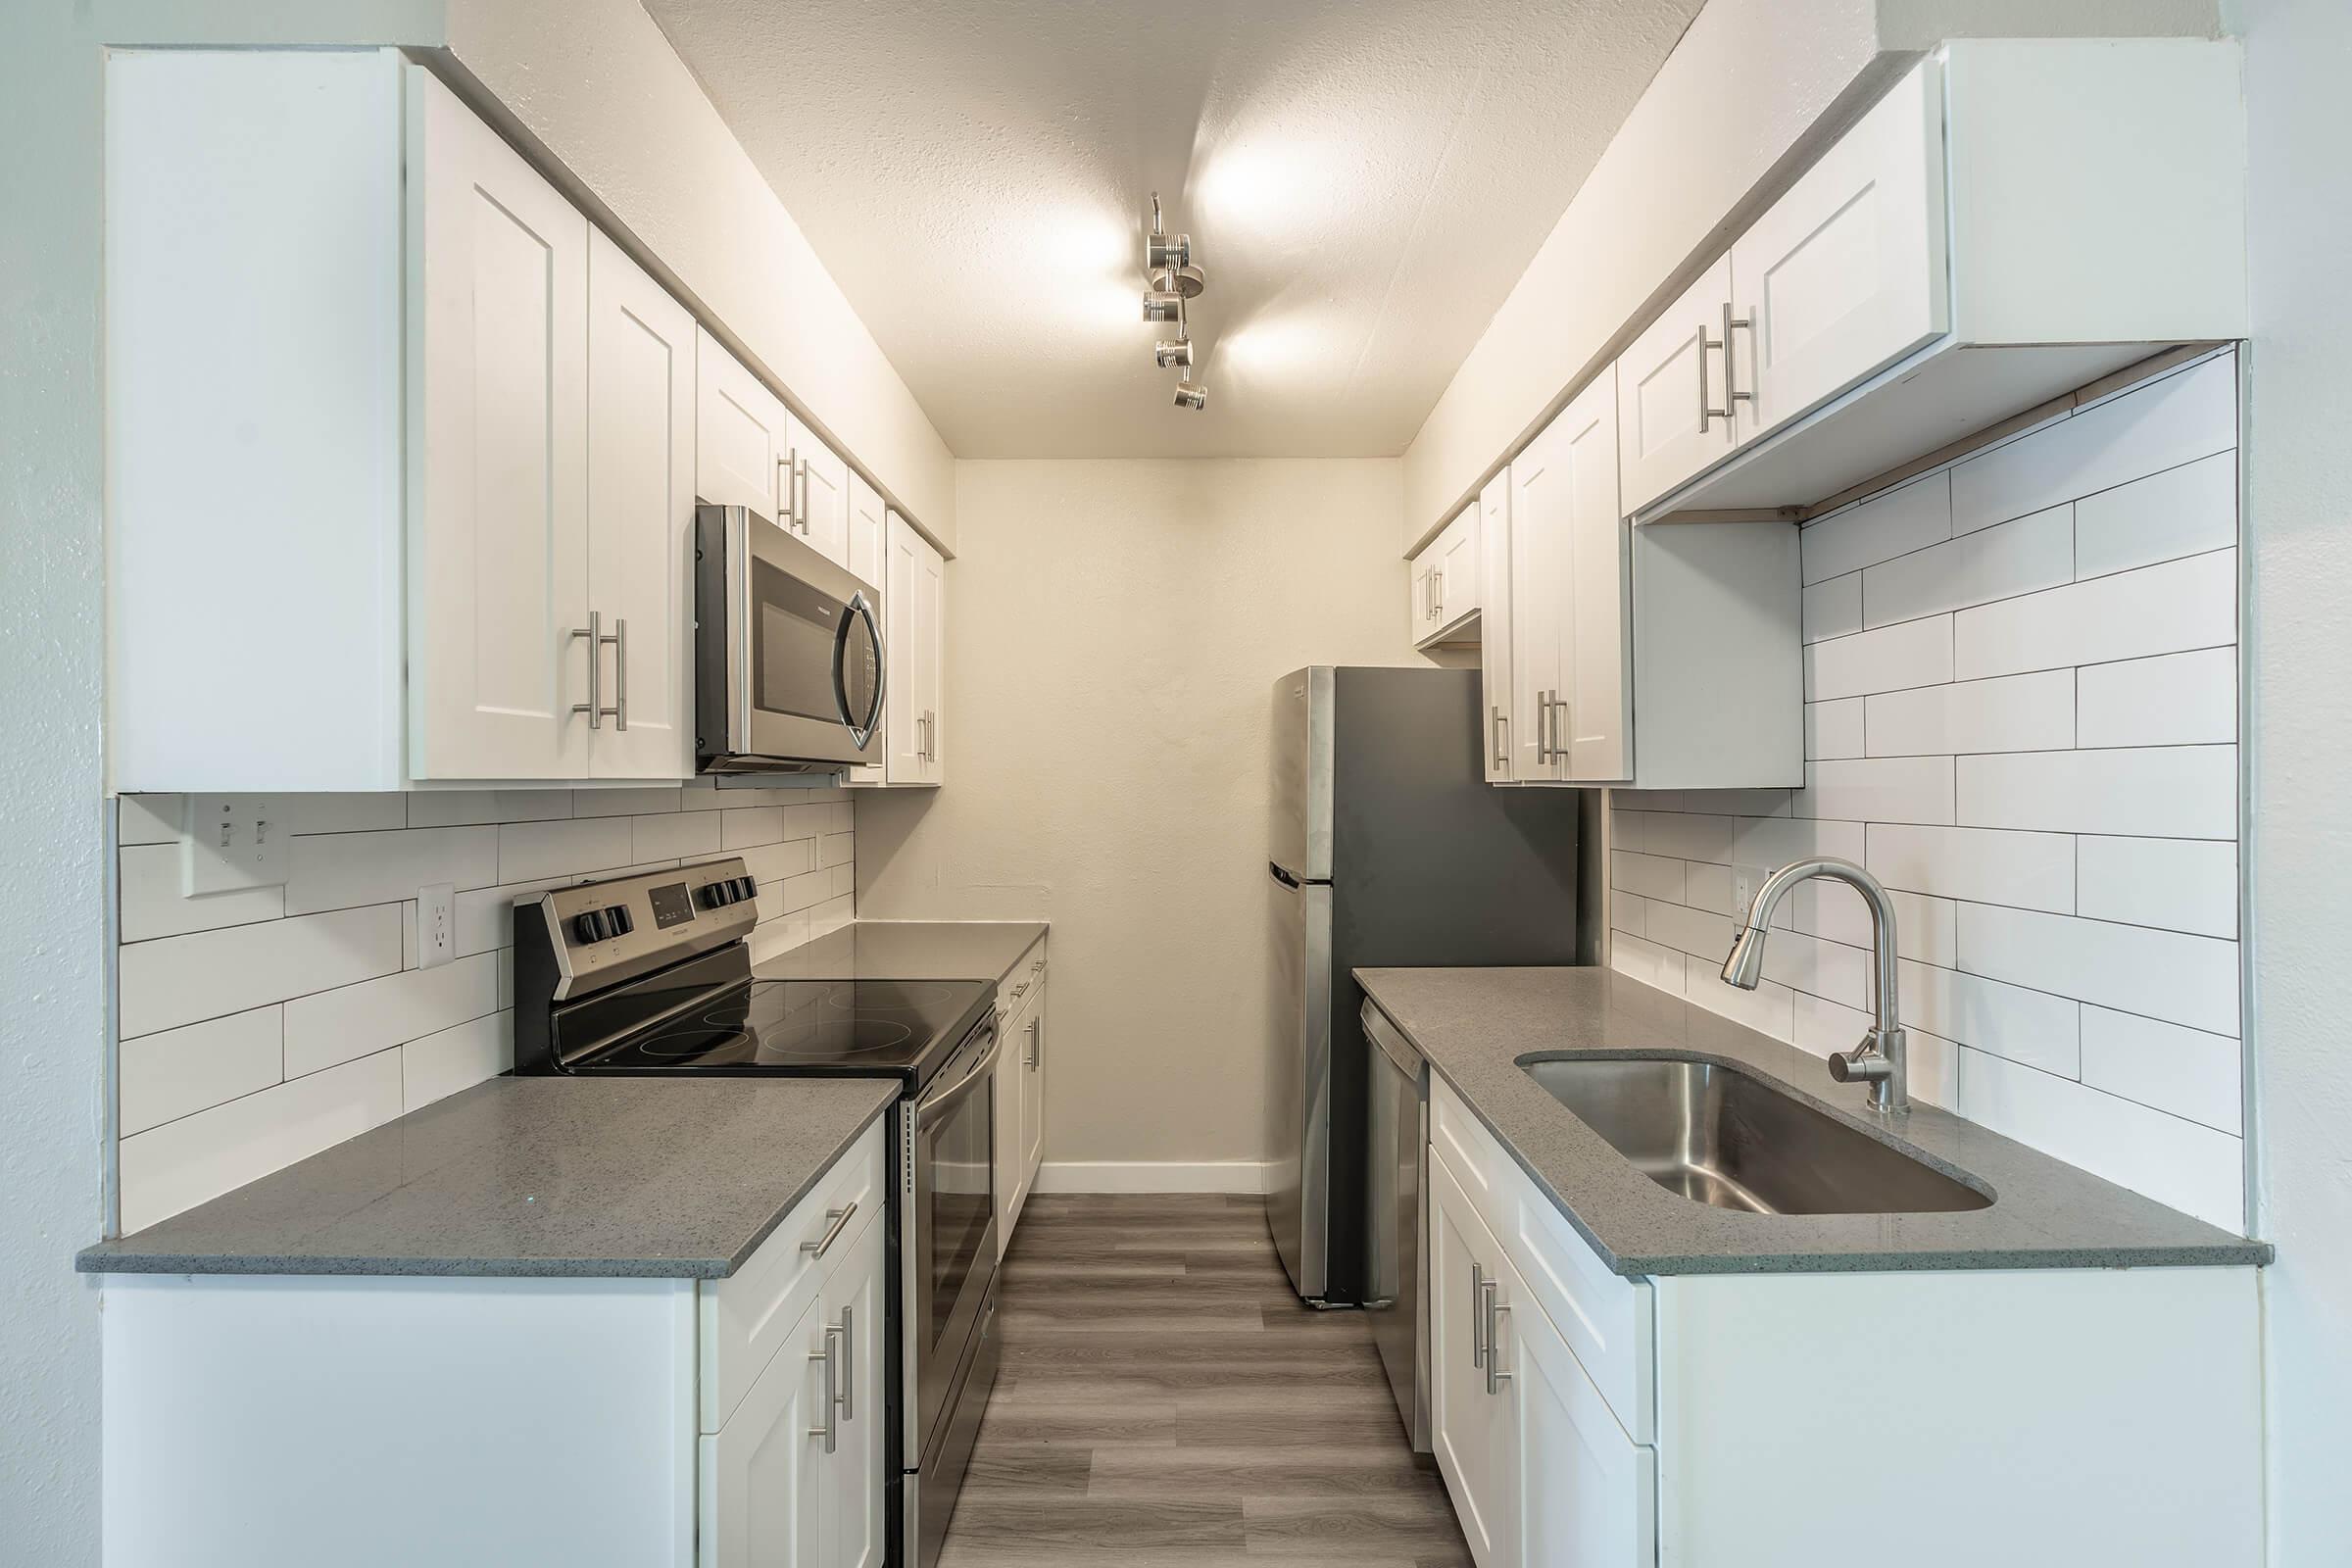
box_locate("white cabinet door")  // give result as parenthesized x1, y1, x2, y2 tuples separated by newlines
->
(1477, 472, 1515, 784)
(819, 1213, 887, 1568)
(1508, 420, 1569, 785)
(406, 66, 589, 781)
(1019, 973, 1047, 1196)
(584, 228, 695, 780)
(1431, 1156, 1515, 1568)
(881, 514, 930, 783)
(1435, 508, 1482, 631)
(913, 534, 945, 785)
(1613, 256, 1739, 515)
(1409, 553, 1440, 643)
(696, 330, 789, 520)
(789, 415, 853, 569)
(847, 471, 887, 591)
(1503, 1249, 1656, 1568)
(1731, 59, 1947, 443)
(1557, 381, 1632, 784)
(701, 1295, 822, 1568)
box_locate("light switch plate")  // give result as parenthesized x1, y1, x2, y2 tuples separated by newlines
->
(419, 883, 456, 969)
(180, 795, 289, 896)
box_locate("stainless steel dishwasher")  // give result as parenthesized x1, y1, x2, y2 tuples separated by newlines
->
(1362, 1000, 1430, 1455)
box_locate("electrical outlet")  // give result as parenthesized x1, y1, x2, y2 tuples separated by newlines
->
(1731, 864, 1760, 920)
(419, 883, 456, 970)
(181, 795, 289, 897)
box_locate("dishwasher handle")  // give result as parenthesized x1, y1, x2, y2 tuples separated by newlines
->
(1362, 1001, 1425, 1082)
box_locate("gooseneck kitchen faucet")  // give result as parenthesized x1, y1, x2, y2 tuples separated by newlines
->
(1720, 857, 1909, 1113)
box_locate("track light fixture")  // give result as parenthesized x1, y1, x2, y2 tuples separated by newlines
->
(1144, 191, 1209, 414)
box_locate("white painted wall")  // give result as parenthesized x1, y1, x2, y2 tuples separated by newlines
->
(2230, 0, 2352, 1557)
(87, 0, 957, 545)
(854, 461, 1421, 1165)
(1400, 0, 2227, 551)
(0, 9, 106, 1562)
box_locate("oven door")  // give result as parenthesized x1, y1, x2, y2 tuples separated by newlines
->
(697, 504, 884, 768)
(906, 1015, 1002, 1457)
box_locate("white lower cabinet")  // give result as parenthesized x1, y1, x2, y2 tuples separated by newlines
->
(1419, 1066, 2264, 1568)
(994, 942, 1050, 1257)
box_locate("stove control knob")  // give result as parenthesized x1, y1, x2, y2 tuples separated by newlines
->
(573, 909, 612, 944)
(732, 876, 758, 904)
(606, 905, 634, 936)
(699, 881, 730, 910)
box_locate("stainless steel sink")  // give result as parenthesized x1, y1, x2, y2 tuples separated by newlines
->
(1522, 1055, 1992, 1215)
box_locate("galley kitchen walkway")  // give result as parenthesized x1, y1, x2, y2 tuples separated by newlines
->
(937, 1193, 1472, 1567)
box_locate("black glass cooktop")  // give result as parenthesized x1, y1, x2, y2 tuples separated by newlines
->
(568, 974, 993, 1083)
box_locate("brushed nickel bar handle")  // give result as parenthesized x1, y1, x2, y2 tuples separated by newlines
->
(777, 453, 794, 528)
(1698, 317, 1730, 431)
(570, 612, 618, 729)
(1492, 705, 1508, 770)
(801, 1200, 858, 1257)
(1723, 300, 1753, 421)
(839, 1306, 855, 1422)
(1482, 1278, 1512, 1396)
(611, 616, 628, 732)
(1470, 1260, 1488, 1370)
(808, 1324, 840, 1452)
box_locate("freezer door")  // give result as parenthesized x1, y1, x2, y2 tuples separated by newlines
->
(1264, 864, 1334, 1299)
(1269, 667, 1335, 882)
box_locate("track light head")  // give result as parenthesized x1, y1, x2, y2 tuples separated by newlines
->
(1148, 229, 1191, 271)
(1143, 289, 1184, 323)
(1154, 339, 1193, 369)
(1173, 368, 1208, 411)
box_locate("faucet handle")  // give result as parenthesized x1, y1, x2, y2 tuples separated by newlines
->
(1831, 1026, 1905, 1102)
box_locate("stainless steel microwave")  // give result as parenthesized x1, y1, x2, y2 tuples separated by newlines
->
(693, 504, 885, 773)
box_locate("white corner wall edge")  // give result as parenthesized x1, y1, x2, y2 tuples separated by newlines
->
(86, 0, 956, 547)
(1398, 0, 2229, 551)
(1033, 1161, 1272, 1196)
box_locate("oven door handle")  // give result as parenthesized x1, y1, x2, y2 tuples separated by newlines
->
(913, 1024, 1003, 1122)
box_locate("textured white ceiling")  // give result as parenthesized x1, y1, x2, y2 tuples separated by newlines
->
(645, 0, 1703, 458)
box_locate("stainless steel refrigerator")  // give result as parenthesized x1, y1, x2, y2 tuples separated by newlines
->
(1265, 666, 1582, 1305)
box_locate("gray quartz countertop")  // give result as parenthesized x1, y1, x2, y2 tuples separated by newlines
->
(756, 919, 1047, 985)
(1355, 965, 2272, 1277)
(76, 1075, 898, 1279)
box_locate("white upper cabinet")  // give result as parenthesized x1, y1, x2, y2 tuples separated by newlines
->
(1729, 61, 1947, 444)
(878, 511, 945, 787)
(696, 329, 790, 519)
(1409, 505, 1482, 650)
(1508, 376, 1629, 785)
(406, 66, 591, 781)
(1476, 472, 1514, 785)
(847, 471, 887, 590)
(1613, 257, 1739, 519)
(788, 416, 854, 570)
(585, 229, 697, 778)
(1506, 424, 1568, 785)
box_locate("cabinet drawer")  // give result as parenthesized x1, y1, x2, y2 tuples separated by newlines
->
(999, 940, 1047, 1018)
(701, 1117, 886, 1434)
(1431, 1071, 1653, 1443)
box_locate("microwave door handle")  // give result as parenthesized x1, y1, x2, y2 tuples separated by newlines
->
(835, 591, 886, 751)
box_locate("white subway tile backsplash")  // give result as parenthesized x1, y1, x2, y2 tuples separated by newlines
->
(402, 1010, 513, 1113)
(2081, 1006, 2242, 1135)
(406, 790, 571, 829)
(571, 787, 684, 817)
(1791, 758, 1954, 826)
(1957, 746, 2236, 840)
(1804, 615, 1953, 701)
(118, 842, 284, 943)
(1864, 670, 2073, 758)
(1635, 357, 2243, 1227)
(2076, 647, 2235, 749)
(497, 816, 634, 884)
(2076, 835, 2238, 941)
(2075, 451, 2236, 579)
(118, 1049, 404, 1233)
(1953, 549, 2235, 680)
(1863, 822, 2074, 913)
(1862, 503, 2074, 629)
(1610, 851, 1685, 904)
(281, 951, 500, 1080)
(722, 807, 786, 849)
(1948, 355, 2235, 535)
(1958, 904, 2239, 1039)
(118, 1005, 283, 1137)
(284, 826, 501, 916)
(1897, 957, 2081, 1076)
(120, 905, 403, 1040)
(1609, 933, 1686, 995)
(1958, 1048, 2243, 1229)
(1801, 472, 1951, 584)
(629, 810, 722, 862)
(111, 784, 856, 1233)
(1802, 572, 1862, 643)
(1805, 698, 1865, 760)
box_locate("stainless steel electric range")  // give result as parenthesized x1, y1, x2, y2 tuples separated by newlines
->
(514, 857, 1002, 1568)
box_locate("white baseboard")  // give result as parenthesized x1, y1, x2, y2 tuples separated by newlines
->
(1031, 1160, 1270, 1196)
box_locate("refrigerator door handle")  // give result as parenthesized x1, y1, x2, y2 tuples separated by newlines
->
(1270, 861, 1301, 889)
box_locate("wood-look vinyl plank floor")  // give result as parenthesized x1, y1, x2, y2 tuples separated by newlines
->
(937, 1195, 1470, 1568)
